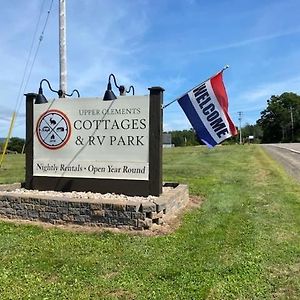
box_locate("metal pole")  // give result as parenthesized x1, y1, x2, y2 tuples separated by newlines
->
(59, 0, 67, 97)
(162, 65, 229, 109)
(238, 111, 243, 144)
(290, 107, 294, 142)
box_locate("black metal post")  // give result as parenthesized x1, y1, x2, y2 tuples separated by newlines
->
(148, 87, 164, 196)
(24, 93, 36, 189)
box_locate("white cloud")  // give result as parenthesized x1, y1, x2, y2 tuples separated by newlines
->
(188, 28, 300, 55)
(1, 0, 300, 136)
(0, 0, 152, 137)
(163, 118, 191, 132)
(229, 75, 300, 125)
(239, 76, 300, 103)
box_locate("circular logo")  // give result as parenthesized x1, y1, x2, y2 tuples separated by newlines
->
(36, 109, 71, 150)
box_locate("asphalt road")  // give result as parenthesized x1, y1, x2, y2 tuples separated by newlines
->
(262, 143, 300, 182)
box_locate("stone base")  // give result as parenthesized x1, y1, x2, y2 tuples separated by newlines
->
(0, 183, 189, 230)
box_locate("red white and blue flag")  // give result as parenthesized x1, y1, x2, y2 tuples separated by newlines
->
(178, 71, 237, 147)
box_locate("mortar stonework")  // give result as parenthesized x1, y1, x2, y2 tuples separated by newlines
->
(0, 184, 188, 230)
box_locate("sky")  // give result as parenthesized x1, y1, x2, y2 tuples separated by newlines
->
(1, 0, 300, 138)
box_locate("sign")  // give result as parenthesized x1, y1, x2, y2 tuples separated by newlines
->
(36, 109, 71, 149)
(33, 96, 149, 180)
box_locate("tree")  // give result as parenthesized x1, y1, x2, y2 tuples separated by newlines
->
(7, 137, 25, 153)
(166, 129, 201, 147)
(242, 123, 263, 143)
(257, 92, 300, 143)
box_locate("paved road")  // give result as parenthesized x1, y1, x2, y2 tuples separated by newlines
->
(262, 143, 300, 181)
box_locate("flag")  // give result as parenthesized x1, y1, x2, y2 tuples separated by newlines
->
(178, 71, 237, 147)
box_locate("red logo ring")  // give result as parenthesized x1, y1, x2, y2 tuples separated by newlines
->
(36, 109, 71, 150)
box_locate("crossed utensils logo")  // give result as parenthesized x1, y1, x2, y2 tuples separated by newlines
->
(36, 109, 71, 149)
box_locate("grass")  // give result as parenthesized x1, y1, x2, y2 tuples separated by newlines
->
(0, 154, 24, 184)
(0, 145, 299, 299)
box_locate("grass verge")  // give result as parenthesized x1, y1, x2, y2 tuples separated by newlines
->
(0, 154, 24, 184)
(0, 145, 299, 299)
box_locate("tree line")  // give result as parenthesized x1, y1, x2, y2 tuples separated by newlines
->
(0, 137, 25, 153)
(257, 92, 300, 143)
(2, 92, 299, 152)
(167, 92, 300, 145)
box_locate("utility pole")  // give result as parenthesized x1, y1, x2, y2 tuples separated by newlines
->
(59, 0, 67, 97)
(290, 107, 294, 142)
(238, 111, 243, 144)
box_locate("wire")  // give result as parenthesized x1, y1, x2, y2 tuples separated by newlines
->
(1, 0, 54, 164)
(15, 0, 54, 115)
(13, 0, 46, 114)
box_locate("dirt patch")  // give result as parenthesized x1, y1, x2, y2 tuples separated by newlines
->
(269, 263, 300, 299)
(103, 289, 136, 300)
(140, 195, 203, 236)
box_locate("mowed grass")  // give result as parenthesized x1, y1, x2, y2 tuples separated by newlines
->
(0, 154, 24, 184)
(0, 145, 299, 299)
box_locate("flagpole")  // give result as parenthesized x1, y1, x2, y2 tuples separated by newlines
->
(59, 0, 67, 97)
(162, 65, 229, 110)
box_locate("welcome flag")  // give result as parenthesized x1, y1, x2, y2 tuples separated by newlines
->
(178, 71, 237, 147)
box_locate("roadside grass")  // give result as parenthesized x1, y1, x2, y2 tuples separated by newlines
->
(0, 145, 299, 299)
(0, 154, 24, 184)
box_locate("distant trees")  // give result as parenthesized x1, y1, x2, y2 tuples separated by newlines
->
(166, 128, 239, 146)
(257, 92, 300, 143)
(7, 137, 25, 153)
(167, 91, 300, 146)
(241, 124, 263, 143)
(166, 124, 264, 147)
(165, 129, 201, 147)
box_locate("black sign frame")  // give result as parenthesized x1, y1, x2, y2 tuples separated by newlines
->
(24, 87, 163, 197)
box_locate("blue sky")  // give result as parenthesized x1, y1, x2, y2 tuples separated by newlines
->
(1, 0, 300, 138)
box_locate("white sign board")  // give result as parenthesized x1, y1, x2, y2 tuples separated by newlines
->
(33, 96, 149, 180)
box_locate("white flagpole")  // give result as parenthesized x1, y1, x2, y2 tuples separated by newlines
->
(59, 0, 67, 97)
(162, 65, 229, 109)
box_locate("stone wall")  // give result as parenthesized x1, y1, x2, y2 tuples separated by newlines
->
(0, 184, 189, 230)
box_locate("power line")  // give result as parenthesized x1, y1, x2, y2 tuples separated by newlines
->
(13, 0, 47, 114)
(16, 0, 54, 115)
(1, 0, 54, 166)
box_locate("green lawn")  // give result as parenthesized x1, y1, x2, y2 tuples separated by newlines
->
(0, 154, 24, 184)
(0, 145, 299, 299)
